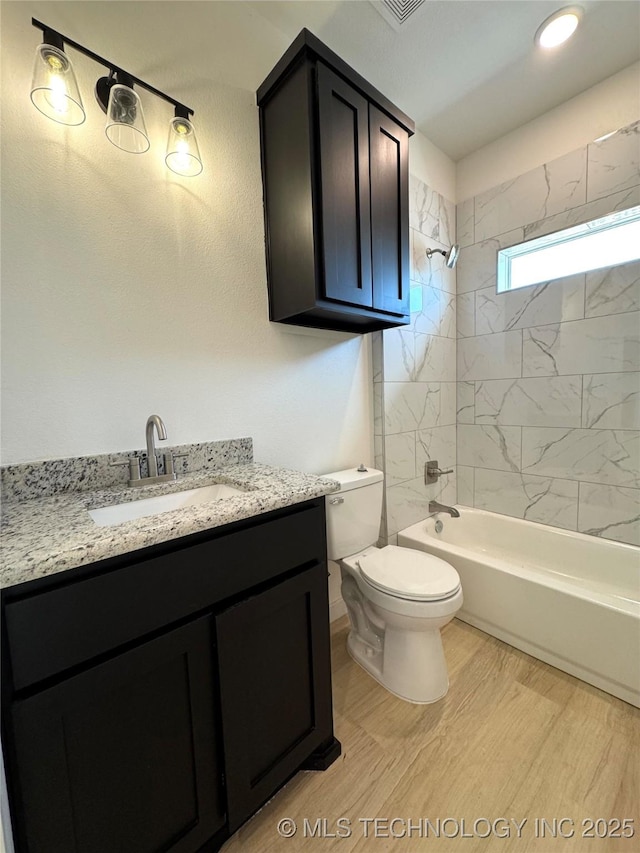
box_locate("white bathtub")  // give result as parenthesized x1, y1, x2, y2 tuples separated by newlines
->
(398, 507, 640, 707)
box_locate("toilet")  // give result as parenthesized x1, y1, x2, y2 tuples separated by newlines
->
(325, 467, 463, 703)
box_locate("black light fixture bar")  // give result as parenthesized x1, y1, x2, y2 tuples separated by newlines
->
(32, 18, 194, 117)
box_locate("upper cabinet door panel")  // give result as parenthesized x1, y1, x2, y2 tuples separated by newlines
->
(317, 63, 372, 308)
(369, 105, 410, 316)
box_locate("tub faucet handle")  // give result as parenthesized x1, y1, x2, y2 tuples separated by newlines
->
(425, 460, 454, 484)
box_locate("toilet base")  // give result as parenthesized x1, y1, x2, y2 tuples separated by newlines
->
(346, 629, 450, 705)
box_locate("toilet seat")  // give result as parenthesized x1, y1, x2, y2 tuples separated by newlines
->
(357, 545, 460, 601)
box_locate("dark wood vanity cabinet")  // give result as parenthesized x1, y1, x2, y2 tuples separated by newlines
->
(258, 29, 414, 333)
(1, 499, 339, 853)
(217, 564, 333, 832)
(7, 617, 225, 853)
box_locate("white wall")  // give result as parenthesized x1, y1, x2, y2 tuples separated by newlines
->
(409, 129, 456, 203)
(0, 1, 373, 474)
(457, 61, 640, 201)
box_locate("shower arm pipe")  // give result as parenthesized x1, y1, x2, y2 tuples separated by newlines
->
(32, 18, 194, 118)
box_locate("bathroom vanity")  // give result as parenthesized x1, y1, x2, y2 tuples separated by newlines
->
(1, 447, 340, 853)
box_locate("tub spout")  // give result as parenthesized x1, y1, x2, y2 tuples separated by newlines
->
(429, 500, 460, 518)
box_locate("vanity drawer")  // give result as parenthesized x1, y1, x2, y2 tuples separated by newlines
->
(4, 499, 326, 691)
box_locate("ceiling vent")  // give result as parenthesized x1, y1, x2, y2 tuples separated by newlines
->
(371, 0, 429, 32)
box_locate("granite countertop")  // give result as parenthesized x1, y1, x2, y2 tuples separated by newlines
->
(1, 463, 340, 589)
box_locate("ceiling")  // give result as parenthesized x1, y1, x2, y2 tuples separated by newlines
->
(248, 0, 640, 160)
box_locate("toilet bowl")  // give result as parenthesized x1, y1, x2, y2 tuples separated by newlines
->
(324, 467, 463, 703)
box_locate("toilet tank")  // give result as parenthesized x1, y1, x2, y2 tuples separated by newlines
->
(324, 467, 384, 561)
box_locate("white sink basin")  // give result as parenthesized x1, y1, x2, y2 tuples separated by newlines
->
(88, 483, 245, 527)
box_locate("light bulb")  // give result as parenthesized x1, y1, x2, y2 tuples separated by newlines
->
(165, 116, 203, 177)
(46, 74, 70, 115)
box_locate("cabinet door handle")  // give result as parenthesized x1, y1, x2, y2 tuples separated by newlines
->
(329, 497, 344, 505)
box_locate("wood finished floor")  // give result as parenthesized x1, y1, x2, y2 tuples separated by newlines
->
(221, 616, 640, 852)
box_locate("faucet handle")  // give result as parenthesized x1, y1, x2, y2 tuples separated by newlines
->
(163, 452, 175, 478)
(425, 460, 454, 484)
(163, 450, 188, 477)
(110, 456, 141, 483)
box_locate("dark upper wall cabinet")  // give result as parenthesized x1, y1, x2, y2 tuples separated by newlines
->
(258, 29, 414, 334)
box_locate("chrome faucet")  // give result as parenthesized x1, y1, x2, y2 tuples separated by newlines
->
(124, 414, 177, 487)
(146, 414, 167, 478)
(110, 415, 182, 488)
(429, 500, 460, 518)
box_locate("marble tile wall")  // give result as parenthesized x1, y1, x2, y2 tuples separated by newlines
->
(455, 120, 640, 546)
(374, 176, 457, 544)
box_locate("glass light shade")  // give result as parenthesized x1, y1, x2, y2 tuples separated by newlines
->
(165, 117, 203, 177)
(105, 83, 150, 153)
(30, 44, 86, 125)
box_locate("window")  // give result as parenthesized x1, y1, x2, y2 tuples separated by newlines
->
(496, 205, 640, 292)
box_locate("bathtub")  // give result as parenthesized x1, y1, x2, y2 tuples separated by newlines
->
(398, 507, 640, 708)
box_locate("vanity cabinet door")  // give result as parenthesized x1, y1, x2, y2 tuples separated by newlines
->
(216, 562, 333, 832)
(7, 616, 225, 853)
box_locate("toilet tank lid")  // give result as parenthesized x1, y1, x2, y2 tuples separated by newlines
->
(323, 467, 383, 492)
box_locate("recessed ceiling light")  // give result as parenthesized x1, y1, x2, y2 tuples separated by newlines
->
(535, 6, 583, 49)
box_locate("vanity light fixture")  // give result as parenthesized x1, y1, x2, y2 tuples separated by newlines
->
(535, 6, 583, 49)
(30, 27, 86, 125)
(97, 70, 150, 154)
(30, 19, 203, 175)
